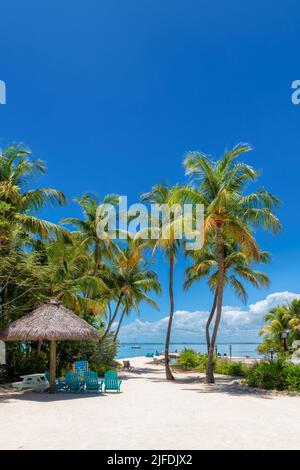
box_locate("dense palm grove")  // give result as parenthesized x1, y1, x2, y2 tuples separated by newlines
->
(2, 141, 298, 386)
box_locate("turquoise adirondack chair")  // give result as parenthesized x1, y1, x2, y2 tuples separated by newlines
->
(74, 360, 89, 378)
(65, 371, 83, 393)
(84, 371, 104, 394)
(104, 370, 122, 393)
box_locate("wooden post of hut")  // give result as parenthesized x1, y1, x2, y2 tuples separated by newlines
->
(50, 340, 56, 393)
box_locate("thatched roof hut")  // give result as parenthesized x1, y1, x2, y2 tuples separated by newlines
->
(0, 299, 101, 342)
(0, 299, 101, 392)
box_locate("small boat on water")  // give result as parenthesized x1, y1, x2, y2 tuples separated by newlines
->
(131, 339, 141, 349)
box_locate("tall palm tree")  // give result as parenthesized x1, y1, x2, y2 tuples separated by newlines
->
(184, 143, 281, 382)
(62, 192, 119, 274)
(141, 184, 191, 380)
(0, 145, 69, 318)
(0, 144, 69, 252)
(185, 242, 270, 352)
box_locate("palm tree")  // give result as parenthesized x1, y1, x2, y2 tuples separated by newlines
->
(0, 144, 69, 252)
(184, 143, 281, 382)
(28, 235, 110, 317)
(62, 192, 119, 274)
(112, 265, 161, 341)
(141, 184, 191, 380)
(287, 299, 300, 334)
(185, 242, 270, 352)
(0, 144, 69, 318)
(259, 306, 291, 352)
(102, 240, 161, 338)
(259, 299, 300, 353)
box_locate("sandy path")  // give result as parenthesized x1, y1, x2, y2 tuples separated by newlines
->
(1, 356, 300, 450)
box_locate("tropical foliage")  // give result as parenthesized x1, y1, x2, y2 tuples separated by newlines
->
(258, 299, 300, 354)
(183, 143, 280, 382)
(0, 144, 161, 377)
(0, 141, 284, 386)
(177, 349, 300, 392)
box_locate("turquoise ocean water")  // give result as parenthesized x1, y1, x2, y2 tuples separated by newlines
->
(118, 342, 261, 359)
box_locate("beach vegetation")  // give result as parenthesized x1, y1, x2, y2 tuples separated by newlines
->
(258, 300, 300, 354)
(5, 348, 48, 379)
(0, 141, 284, 386)
(141, 184, 195, 380)
(177, 348, 203, 369)
(176, 349, 247, 377)
(184, 143, 281, 383)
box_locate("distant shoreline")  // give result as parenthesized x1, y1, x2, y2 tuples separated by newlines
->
(117, 342, 262, 359)
(120, 342, 261, 345)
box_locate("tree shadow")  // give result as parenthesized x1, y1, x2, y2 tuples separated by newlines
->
(144, 372, 276, 399)
(126, 367, 163, 376)
(0, 389, 108, 404)
(180, 384, 273, 399)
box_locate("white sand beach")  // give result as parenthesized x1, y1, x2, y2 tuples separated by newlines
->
(1, 356, 300, 450)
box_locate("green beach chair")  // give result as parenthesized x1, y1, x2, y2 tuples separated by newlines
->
(84, 371, 104, 394)
(65, 371, 83, 393)
(104, 370, 122, 393)
(74, 360, 89, 378)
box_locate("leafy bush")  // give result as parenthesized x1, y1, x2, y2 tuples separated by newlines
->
(93, 364, 116, 376)
(284, 364, 300, 392)
(197, 353, 209, 372)
(178, 349, 201, 369)
(246, 359, 288, 390)
(177, 349, 246, 376)
(56, 333, 119, 375)
(5, 345, 48, 379)
(215, 360, 247, 377)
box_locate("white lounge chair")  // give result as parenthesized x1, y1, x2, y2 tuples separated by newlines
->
(12, 373, 49, 392)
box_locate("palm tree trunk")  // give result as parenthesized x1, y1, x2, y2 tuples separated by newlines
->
(206, 227, 224, 384)
(113, 307, 126, 341)
(107, 302, 112, 324)
(93, 240, 101, 275)
(165, 245, 175, 381)
(103, 294, 122, 337)
(206, 291, 218, 353)
(0, 285, 7, 320)
(49, 340, 56, 394)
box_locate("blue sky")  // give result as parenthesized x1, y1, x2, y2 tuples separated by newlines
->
(0, 1, 300, 341)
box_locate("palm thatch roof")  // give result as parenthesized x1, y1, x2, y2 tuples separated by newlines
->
(0, 299, 101, 341)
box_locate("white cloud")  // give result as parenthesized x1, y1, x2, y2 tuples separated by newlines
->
(118, 291, 300, 343)
(248, 291, 300, 316)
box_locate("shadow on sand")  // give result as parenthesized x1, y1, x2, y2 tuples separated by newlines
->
(0, 388, 125, 404)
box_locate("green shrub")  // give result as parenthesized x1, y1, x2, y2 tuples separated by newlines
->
(93, 364, 116, 376)
(215, 360, 247, 377)
(197, 353, 209, 372)
(246, 359, 287, 390)
(56, 333, 119, 375)
(178, 349, 201, 369)
(6, 347, 48, 379)
(284, 364, 300, 392)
